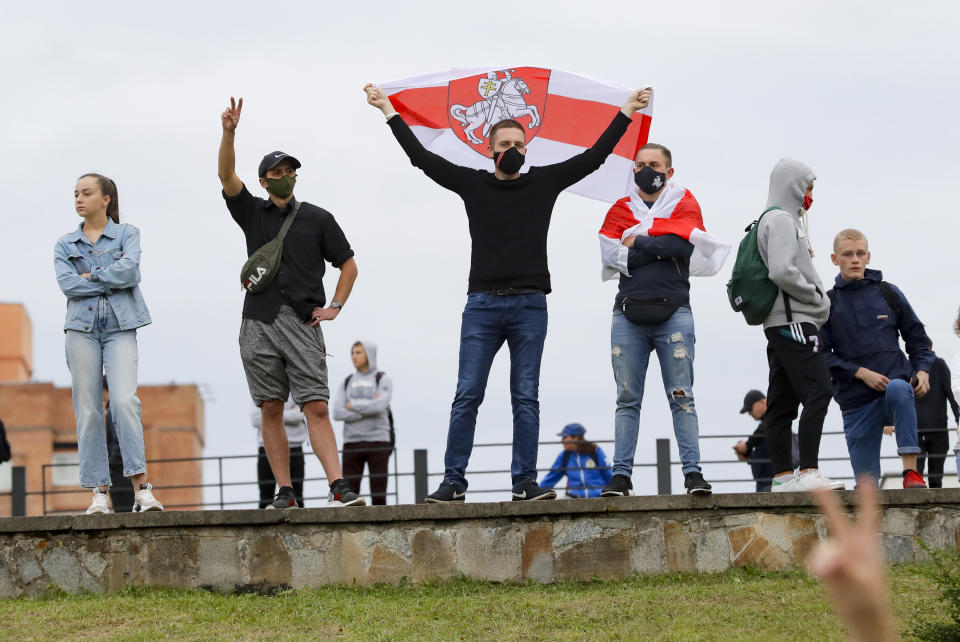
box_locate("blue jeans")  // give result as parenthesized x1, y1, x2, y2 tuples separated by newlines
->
(841, 378, 920, 482)
(610, 307, 702, 477)
(444, 292, 547, 489)
(65, 297, 147, 488)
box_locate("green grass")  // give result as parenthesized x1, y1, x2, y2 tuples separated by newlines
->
(0, 566, 948, 641)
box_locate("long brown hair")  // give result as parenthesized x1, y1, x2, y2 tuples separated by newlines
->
(570, 436, 598, 456)
(78, 173, 119, 223)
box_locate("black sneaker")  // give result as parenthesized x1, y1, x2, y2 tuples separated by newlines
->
(511, 479, 556, 501)
(265, 486, 298, 510)
(684, 472, 712, 496)
(601, 474, 633, 497)
(425, 480, 466, 503)
(328, 479, 366, 506)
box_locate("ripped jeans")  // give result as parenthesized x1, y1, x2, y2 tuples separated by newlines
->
(610, 306, 702, 477)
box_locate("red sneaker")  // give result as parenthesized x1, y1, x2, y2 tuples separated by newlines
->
(903, 470, 927, 489)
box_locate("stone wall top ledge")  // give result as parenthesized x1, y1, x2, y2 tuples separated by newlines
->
(1, 488, 958, 534)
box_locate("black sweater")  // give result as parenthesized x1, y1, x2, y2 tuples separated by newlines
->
(387, 112, 632, 293)
(915, 357, 960, 430)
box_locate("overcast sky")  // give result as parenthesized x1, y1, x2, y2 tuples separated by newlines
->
(3, 1, 958, 504)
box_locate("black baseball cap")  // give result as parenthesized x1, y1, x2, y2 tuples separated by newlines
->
(258, 151, 301, 178)
(739, 389, 766, 414)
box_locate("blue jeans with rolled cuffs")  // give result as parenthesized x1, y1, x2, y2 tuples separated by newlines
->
(65, 297, 147, 488)
(444, 292, 547, 490)
(610, 306, 702, 478)
(841, 378, 921, 483)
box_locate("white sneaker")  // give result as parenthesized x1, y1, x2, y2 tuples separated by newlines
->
(804, 469, 845, 490)
(134, 483, 164, 512)
(771, 473, 800, 492)
(85, 488, 112, 514)
(793, 469, 845, 491)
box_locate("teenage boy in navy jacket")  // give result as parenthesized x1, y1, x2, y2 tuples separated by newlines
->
(818, 229, 934, 488)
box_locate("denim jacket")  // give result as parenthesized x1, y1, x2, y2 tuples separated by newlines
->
(54, 220, 151, 332)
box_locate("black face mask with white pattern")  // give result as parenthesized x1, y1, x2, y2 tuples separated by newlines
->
(634, 166, 666, 194)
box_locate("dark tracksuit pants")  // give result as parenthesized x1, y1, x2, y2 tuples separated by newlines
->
(917, 428, 950, 488)
(342, 441, 392, 505)
(257, 446, 305, 508)
(764, 323, 833, 474)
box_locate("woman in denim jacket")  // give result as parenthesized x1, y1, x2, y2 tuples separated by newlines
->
(54, 173, 163, 514)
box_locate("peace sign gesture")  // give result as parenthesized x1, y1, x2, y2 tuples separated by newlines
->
(221, 96, 243, 132)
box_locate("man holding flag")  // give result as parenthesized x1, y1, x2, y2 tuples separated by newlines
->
(364, 78, 650, 503)
(598, 143, 730, 496)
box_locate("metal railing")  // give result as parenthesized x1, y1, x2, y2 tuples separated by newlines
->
(2, 428, 954, 516)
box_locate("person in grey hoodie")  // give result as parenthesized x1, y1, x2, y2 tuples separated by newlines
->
(756, 158, 843, 492)
(332, 341, 394, 505)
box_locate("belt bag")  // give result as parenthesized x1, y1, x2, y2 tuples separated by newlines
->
(240, 200, 301, 293)
(618, 297, 686, 325)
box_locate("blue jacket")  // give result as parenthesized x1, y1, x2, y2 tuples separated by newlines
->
(539, 447, 612, 498)
(819, 269, 933, 411)
(54, 220, 152, 332)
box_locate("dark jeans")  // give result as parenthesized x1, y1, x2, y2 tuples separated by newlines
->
(342, 441, 392, 505)
(764, 323, 832, 474)
(444, 292, 548, 490)
(257, 445, 304, 508)
(918, 428, 950, 488)
(108, 461, 135, 512)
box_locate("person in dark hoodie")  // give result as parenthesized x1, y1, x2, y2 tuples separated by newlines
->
(756, 159, 844, 492)
(913, 339, 960, 488)
(333, 341, 393, 505)
(819, 229, 934, 488)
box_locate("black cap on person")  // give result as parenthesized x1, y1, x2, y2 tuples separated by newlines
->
(258, 151, 301, 178)
(739, 389, 766, 414)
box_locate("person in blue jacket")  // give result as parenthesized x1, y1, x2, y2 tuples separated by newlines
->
(819, 229, 934, 488)
(539, 424, 612, 498)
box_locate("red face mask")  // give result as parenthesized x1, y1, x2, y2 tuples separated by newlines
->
(803, 194, 813, 211)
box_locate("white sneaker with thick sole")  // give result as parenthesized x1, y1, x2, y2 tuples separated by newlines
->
(134, 483, 164, 512)
(85, 488, 112, 514)
(803, 469, 845, 490)
(792, 469, 843, 491)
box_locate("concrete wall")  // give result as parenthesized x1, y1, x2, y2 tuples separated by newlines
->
(1, 490, 959, 596)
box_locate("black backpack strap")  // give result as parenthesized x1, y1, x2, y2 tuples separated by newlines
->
(878, 281, 902, 322)
(561, 449, 572, 470)
(343, 374, 352, 391)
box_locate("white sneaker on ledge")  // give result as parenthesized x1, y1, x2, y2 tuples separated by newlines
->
(803, 469, 845, 490)
(771, 473, 800, 492)
(134, 483, 164, 512)
(793, 469, 845, 491)
(85, 488, 112, 514)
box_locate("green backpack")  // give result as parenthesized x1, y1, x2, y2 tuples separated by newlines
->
(726, 207, 782, 325)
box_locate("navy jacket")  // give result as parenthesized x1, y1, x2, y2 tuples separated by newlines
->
(819, 269, 934, 411)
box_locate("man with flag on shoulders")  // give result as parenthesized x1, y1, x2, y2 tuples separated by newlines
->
(597, 143, 730, 496)
(364, 81, 650, 503)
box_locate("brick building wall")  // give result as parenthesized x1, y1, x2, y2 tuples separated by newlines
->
(0, 303, 204, 515)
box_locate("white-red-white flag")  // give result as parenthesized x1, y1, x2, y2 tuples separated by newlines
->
(598, 182, 732, 280)
(375, 66, 653, 203)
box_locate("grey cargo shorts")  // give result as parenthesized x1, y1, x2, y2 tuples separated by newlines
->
(239, 306, 329, 408)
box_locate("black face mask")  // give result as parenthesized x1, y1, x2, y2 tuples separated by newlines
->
(634, 166, 667, 194)
(493, 147, 525, 174)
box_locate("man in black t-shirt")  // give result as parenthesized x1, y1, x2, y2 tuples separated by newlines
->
(218, 97, 363, 509)
(364, 83, 650, 503)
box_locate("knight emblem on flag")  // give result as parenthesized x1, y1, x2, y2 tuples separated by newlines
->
(447, 67, 550, 156)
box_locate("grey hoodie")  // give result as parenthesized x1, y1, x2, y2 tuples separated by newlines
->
(331, 341, 393, 443)
(757, 158, 830, 329)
